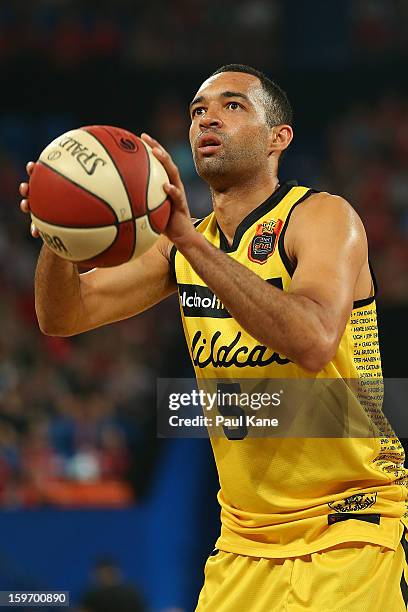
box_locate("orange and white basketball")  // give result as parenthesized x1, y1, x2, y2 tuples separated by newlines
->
(29, 126, 171, 268)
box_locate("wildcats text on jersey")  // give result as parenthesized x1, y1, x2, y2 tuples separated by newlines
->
(191, 330, 290, 368)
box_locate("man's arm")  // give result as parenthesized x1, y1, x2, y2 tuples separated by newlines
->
(35, 236, 176, 336)
(141, 133, 368, 373)
(177, 195, 367, 372)
(174, 194, 367, 372)
(20, 160, 178, 337)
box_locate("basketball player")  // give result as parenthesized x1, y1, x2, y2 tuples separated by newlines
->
(20, 65, 408, 610)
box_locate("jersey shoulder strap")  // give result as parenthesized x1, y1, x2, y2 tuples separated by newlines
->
(169, 217, 208, 280)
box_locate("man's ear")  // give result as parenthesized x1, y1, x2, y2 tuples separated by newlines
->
(268, 125, 294, 155)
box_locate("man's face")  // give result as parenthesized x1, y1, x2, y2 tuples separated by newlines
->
(189, 72, 272, 187)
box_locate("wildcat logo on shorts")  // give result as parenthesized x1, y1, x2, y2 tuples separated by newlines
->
(328, 492, 377, 513)
(248, 219, 283, 264)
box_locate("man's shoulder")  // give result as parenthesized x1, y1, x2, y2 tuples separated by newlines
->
(290, 189, 363, 228)
(297, 189, 353, 211)
(285, 189, 367, 264)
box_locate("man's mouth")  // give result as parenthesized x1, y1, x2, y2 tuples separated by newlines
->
(197, 134, 222, 155)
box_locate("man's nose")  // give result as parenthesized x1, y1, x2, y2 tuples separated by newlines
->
(199, 113, 223, 130)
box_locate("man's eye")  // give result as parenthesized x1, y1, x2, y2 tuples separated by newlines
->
(227, 102, 241, 110)
(192, 107, 205, 117)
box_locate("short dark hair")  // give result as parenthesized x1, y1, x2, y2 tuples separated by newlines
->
(211, 64, 293, 128)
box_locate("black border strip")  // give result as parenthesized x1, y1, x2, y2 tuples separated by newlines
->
(401, 526, 408, 605)
(277, 188, 316, 275)
(400, 526, 408, 606)
(217, 180, 298, 253)
(277, 191, 379, 311)
(169, 217, 205, 280)
(169, 244, 177, 281)
(352, 259, 378, 310)
(327, 513, 380, 525)
(400, 571, 408, 606)
(401, 525, 408, 565)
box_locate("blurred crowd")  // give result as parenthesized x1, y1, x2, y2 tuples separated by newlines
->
(0, 142, 184, 505)
(320, 94, 408, 302)
(0, 0, 281, 69)
(0, 283, 183, 506)
(0, 0, 407, 69)
(351, 0, 408, 56)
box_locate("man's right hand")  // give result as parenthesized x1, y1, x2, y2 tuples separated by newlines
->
(19, 161, 39, 237)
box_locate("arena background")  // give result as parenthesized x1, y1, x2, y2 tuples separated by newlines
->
(0, 1, 407, 610)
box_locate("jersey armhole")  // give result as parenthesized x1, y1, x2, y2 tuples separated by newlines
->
(352, 259, 378, 309)
(277, 188, 316, 277)
(169, 218, 204, 282)
(169, 244, 177, 282)
(277, 192, 379, 310)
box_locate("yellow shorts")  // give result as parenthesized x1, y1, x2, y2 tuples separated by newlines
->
(196, 525, 408, 611)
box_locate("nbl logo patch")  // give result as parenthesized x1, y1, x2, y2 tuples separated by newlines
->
(248, 219, 283, 264)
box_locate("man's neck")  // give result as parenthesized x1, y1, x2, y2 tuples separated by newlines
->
(211, 176, 280, 247)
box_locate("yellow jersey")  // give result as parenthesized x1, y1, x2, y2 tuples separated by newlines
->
(172, 181, 408, 557)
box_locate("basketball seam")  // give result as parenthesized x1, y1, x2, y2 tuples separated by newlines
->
(83, 224, 129, 266)
(38, 159, 146, 221)
(140, 139, 151, 213)
(38, 159, 120, 223)
(89, 126, 144, 220)
(136, 139, 151, 258)
(147, 195, 169, 235)
(32, 211, 119, 261)
(34, 220, 118, 262)
(140, 139, 160, 238)
(31, 213, 117, 230)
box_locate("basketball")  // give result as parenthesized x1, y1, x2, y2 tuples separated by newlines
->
(29, 126, 171, 267)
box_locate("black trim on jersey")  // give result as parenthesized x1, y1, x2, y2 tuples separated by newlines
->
(327, 513, 380, 526)
(400, 525, 408, 605)
(400, 527, 408, 605)
(401, 526, 408, 565)
(277, 192, 380, 311)
(169, 218, 205, 282)
(169, 244, 177, 282)
(217, 180, 299, 253)
(277, 188, 316, 277)
(352, 259, 378, 309)
(267, 277, 284, 290)
(400, 572, 408, 606)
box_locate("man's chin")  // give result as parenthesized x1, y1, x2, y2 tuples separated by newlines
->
(195, 156, 227, 180)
